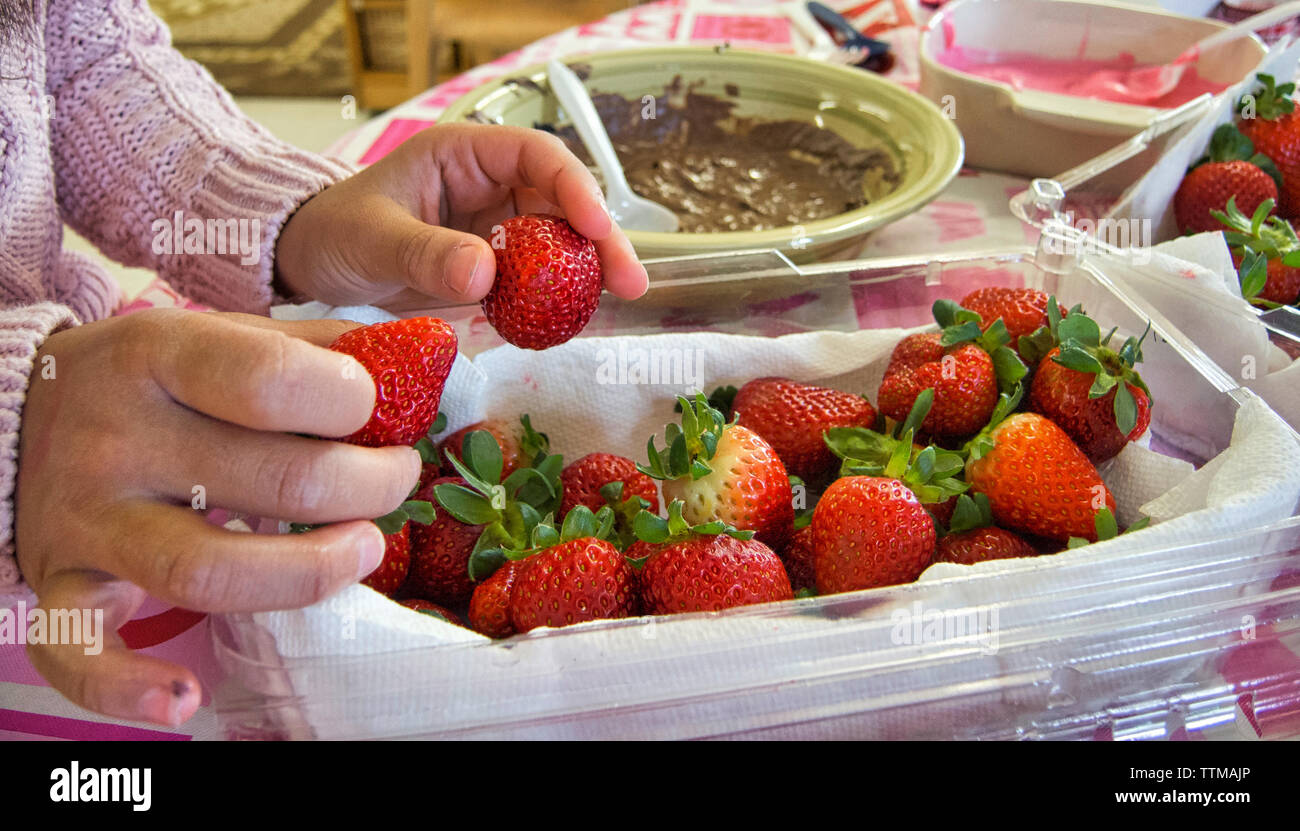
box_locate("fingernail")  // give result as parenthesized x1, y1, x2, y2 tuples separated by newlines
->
(442, 244, 480, 297)
(138, 683, 190, 727)
(357, 525, 386, 579)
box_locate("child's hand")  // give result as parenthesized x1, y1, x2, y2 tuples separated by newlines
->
(274, 124, 649, 307)
(16, 310, 421, 726)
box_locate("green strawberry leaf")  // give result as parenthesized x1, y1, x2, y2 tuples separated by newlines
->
(530, 522, 561, 550)
(634, 510, 671, 545)
(372, 510, 408, 536)
(464, 430, 504, 486)
(434, 483, 499, 526)
(414, 436, 438, 466)
(900, 388, 935, 438)
(442, 444, 498, 498)
(1089, 372, 1120, 399)
(1126, 516, 1151, 533)
(991, 345, 1029, 395)
(1113, 381, 1138, 436)
(1094, 508, 1119, 542)
(401, 499, 436, 526)
(518, 414, 550, 463)
(1053, 344, 1105, 374)
(1017, 325, 1057, 368)
(1250, 153, 1285, 192)
(1206, 122, 1255, 164)
(468, 544, 506, 581)
(1066, 537, 1090, 549)
(1056, 313, 1101, 348)
(940, 321, 983, 348)
(560, 505, 598, 541)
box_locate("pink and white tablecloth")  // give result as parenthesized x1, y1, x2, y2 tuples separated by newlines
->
(3, 0, 1298, 741)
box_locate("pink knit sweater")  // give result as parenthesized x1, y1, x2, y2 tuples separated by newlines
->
(0, 0, 356, 589)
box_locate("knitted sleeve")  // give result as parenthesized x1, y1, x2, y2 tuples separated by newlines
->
(44, 0, 358, 314)
(0, 303, 79, 591)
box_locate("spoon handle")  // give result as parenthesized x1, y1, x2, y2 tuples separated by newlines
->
(1198, 0, 1300, 52)
(547, 60, 634, 197)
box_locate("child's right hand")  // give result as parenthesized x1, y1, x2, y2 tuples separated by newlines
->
(15, 309, 422, 726)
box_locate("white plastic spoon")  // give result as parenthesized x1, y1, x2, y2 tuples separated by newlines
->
(1110, 1, 1300, 104)
(546, 59, 680, 233)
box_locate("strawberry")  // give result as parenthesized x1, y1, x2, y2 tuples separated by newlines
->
(1216, 197, 1300, 305)
(508, 507, 637, 633)
(959, 286, 1061, 346)
(360, 523, 411, 596)
(560, 453, 660, 518)
(877, 299, 1029, 440)
(878, 334, 997, 438)
(965, 396, 1116, 543)
(412, 425, 564, 605)
(640, 394, 794, 549)
(633, 503, 792, 614)
(405, 476, 483, 605)
(935, 493, 1039, 565)
(811, 476, 936, 594)
(328, 316, 457, 447)
(438, 414, 549, 481)
(467, 560, 522, 638)
(1237, 75, 1300, 217)
(1175, 161, 1278, 235)
(729, 377, 878, 482)
(398, 598, 465, 627)
(481, 214, 603, 350)
(779, 523, 817, 594)
(1025, 305, 1153, 464)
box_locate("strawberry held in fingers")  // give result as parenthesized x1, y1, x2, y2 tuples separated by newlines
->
(328, 316, 457, 447)
(633, 502, 792, 615)
(1025, 304, 1152, 464)
(481, 214, 603, 350)
(640, 394, 794, 548)
(965, 395, 1116, 543)
(729, 377, 878, 482)
(360, 523, 412, 596)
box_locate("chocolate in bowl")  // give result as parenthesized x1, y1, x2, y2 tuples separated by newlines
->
(538, 78, 901, 234)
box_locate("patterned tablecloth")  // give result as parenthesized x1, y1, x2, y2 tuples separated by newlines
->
(2, 0, 1295, 741)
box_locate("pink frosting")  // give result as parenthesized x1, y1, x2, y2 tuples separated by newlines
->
(937, 45, 1229, 108)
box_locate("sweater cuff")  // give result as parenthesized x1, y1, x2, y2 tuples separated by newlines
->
(0, 304, 81, 589)
(172, 152, 360, 314)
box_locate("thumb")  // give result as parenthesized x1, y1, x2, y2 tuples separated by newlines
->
(385, 215, 497, 303)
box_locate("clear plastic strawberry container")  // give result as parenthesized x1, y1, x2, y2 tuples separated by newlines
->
(209, 247, 1300, 740)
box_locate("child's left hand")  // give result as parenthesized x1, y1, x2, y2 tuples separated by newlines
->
(273, 124, 649, 307)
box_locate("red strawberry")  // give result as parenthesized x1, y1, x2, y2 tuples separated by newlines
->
(398, 598, 465, 627)
(1030, 346, 1152, 464)
(1023, 304, 1153, 464)
(481, 214, 603, 350)
(730, 377, 878, 482)
(811, 476, 936, 594)
(959, 287, 1061, 345)
(467, 560, 522, 638)
(641, 394, 794, 549)
(1237, 75, 1300, 217)
(405, 477, 483, 606)
(965, 411, 1116, 543)
(509, 536, 637, 633)
(633, 503, 792, 614)
(937, 527, 1039, 565)
(361, 523, 411, 596)
(934, 493, 1039, 565)
(328, 317, 457, 447)
(1217, 197, 1300, 306)
(1174, 161, 1278, 234)
(438, 414, 550, 481)
(779, 524, 817, 593)
(877, 334, 998, 438)
(559, 453, 661, 518)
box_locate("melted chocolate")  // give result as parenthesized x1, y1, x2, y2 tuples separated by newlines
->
(540, 78, 900, 233)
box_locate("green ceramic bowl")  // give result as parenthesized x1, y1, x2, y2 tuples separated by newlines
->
(440, 47, 964, 262)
